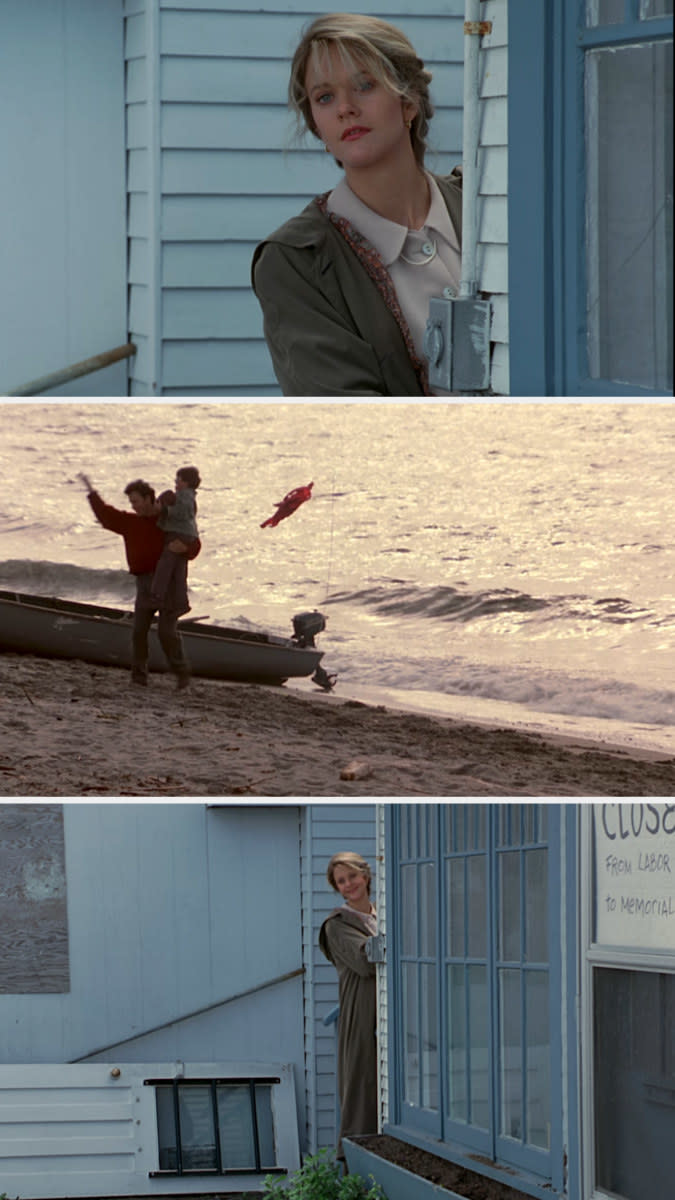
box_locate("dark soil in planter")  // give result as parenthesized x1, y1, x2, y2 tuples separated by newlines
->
(358, 1135, 535, 1200)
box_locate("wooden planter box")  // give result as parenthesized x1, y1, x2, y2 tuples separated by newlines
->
(344, 1136, 466, 1200)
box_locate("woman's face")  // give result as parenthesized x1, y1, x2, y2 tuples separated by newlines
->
(305, 44, 416, 173)
(333, 864, 369, 907)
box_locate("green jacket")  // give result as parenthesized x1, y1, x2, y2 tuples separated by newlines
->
(251, 171, 463, 396)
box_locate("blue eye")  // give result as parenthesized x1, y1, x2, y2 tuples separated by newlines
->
(357, 78, 375, 93)
(316, 91, 333, 105)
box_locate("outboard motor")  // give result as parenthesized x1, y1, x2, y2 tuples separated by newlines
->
(292, 610, 337, 690)
(291, 610, 326, 647)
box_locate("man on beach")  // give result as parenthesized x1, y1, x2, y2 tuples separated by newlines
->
(79, 474, 201, 689)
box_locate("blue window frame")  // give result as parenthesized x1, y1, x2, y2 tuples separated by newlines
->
(508, 0, 673, 394)
(387, 805, 565, 1197)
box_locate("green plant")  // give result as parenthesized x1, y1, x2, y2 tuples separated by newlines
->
(263, 1148, 387, 1199)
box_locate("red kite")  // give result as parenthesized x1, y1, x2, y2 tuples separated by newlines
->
(260, 481, 314, 528)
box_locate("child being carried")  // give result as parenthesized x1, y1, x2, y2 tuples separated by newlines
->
(150, 465, 201, 615)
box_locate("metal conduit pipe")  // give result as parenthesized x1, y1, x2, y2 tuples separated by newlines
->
(69, 965, 305, 1062)
(7, 342, 136, 396)
(460, 0, 483, 298)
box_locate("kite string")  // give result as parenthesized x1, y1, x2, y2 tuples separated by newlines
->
(323, 468, 337, 604)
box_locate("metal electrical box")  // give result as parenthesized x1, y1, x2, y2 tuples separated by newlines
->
(365, 933, 385, 963)
(424, 295, 492, 392)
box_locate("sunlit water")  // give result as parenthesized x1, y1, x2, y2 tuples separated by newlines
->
(1, 401, 674, 752)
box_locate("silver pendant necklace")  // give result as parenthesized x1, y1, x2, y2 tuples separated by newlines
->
(400, 234, 437, 266)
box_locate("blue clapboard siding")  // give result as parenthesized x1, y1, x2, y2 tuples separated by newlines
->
(0, 0, 127, 396)
(478, 1, 509, 394)
(0, 802, 381, 1153)
(125, 0, 154, 394)
(0, 805, 307, 1131)
(125, 1, 464, 394)
(301, 804, 377, 1152)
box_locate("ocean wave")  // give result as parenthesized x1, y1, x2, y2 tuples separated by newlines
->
(326, 582, 673, 628)
(348, 652, 675, 727)
(0, 559, 134, 601)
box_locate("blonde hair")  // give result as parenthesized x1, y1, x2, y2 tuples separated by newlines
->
(288, 13, 434, 169)
(326, 851, 372, 895)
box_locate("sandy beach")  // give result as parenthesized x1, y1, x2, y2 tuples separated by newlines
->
(1, 652, 674, 798)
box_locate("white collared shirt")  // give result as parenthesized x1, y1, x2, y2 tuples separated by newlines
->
(327, 173, 461, 380)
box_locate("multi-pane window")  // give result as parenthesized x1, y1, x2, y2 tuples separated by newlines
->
(496, 806, 550, 1154)
(445, 805, 489, 1142)
(399, 805, 439, 1128)
(150, 1078, 284, 1176)
(582, 3, 673, 391)
(391, 805, 559, 1184)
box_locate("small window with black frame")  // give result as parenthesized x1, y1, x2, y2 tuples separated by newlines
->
(149, 1077, 286, 1177)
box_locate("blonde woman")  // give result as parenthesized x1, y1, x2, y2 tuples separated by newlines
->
(319, 851, 378, 1157)
(252, 13, 462, 396)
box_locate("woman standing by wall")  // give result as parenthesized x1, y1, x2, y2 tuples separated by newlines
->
(320, 851, 378, 1158)
(252, 13, 462, 396)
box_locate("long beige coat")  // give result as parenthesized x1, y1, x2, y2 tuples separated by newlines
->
(319, 906, 377, 1155)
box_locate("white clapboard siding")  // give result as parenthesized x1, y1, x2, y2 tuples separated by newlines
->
(479, 0, 509, 393)
(0, 1062, 299, 1198)
(301, 805, 377, 1153)
(124, 1, 465, 393)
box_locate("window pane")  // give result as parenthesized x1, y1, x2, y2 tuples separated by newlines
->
(538, 805, 548, 841)
(447, 964, 467, 1121)
(455, 807, 467, 852)
(470, 805, 487, 850)
(469, 965, 490, 1130)
(641, 0, 673, 15)
(178, 1085, 217, 1170)
(522, 804, 536, 844)
(401, 864, 417, 955)
(525, 972, 550, 1149)
(447, 858, 465, 957)
(444, 960, 466, 1118)
(422, 805, 437, 857)
(594, 968, 674, 1200)
(525, 848, 548, 962)
(586, 41, 673, 390)
(156, 1086, 178, 1171)
(499, 851, 521, 961)
(587, 0, 626, 22)
(399, 807, 411, 859)
(499, 969, 522, 1141)
(254, 1085, 277, 1169)
(421, 963, 439, 1110)
(467, 855, 487, 957)
(216, 1085, 256, 1169)
(420, 862, 436, 957)
(403, 962, 420, 1105)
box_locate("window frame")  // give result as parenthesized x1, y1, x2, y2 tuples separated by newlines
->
(508, 0, 673, 395)
(146, 1073, 290, 1180)
(385, 805, 566, 1199)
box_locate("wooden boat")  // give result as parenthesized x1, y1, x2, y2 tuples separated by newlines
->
(0, 589, 324, 684)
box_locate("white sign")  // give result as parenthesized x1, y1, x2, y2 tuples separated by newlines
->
(594, 803, 675, 952)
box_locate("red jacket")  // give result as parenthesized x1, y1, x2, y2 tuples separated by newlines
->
(87, 492, 201, 575)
